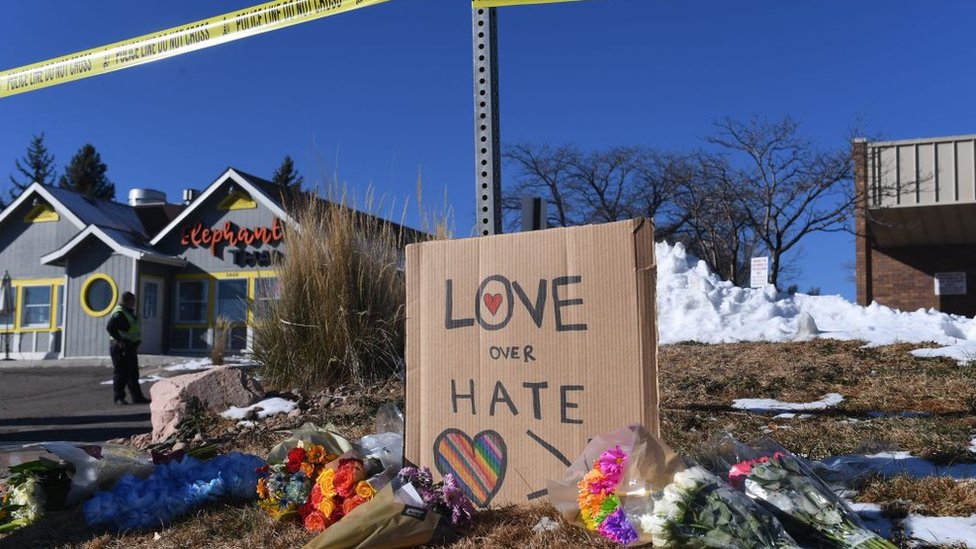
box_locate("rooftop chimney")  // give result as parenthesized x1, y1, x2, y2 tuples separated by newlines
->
(128, 188, 167, 207)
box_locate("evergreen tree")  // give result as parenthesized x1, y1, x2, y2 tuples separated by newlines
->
(271, 155, 304, 191)
(8, 133, 56, 204)
(59, 144, 115, 200)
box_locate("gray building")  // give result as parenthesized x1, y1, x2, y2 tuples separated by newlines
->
(0, 167, 293, 359)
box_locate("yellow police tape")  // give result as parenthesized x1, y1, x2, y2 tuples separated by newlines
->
(472, 0, 583, 7)
(0, 0, 390, 99)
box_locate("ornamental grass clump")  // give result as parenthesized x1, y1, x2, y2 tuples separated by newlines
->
(251, 189, 417, 389)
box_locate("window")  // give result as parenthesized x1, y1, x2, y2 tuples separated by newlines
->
(21, 286, 51, 327)
(176, 280, 208, 323)
(170, 327, 209, 351)
(216, 279, 248, 323)
(142, 282, 159, 320)
(81, 275, 116, 317)
(253, 277, 279, 320)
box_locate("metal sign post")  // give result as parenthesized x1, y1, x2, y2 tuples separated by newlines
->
(473, 7, 502, 236)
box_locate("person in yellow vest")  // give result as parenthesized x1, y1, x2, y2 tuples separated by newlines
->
(106, 291, 150, 405)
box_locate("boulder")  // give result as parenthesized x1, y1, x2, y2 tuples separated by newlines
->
(149, 366, 263, 443)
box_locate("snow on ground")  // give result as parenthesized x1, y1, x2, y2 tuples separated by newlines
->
(656, 242, 976, 360)
(903, 515, 976, 548)
(164, 356, 258, 371)
(220, 397, 297, 420)
(99, 375, 164, 385)
(970, 436, 976, 453)
(732, 393, 844, 413)
(821, 451, 976, 480)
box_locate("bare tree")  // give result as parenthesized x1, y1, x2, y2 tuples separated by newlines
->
(673, 152, 758, 285)
(502, 143, 688, 236)
(707, 117, 853, 288)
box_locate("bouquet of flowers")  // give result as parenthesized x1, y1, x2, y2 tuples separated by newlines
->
(256, 445, 383, 532)
(549, 425, 801, 548)
(83, 452, 264, 531)
(640, 465, 800, 548)
(712, 436, 897, 549)
(302, 466, 475, 549)
(0, 457, 71, 533)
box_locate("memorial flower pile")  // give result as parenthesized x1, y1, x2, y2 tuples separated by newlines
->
(256, 445, 383, 532)
(727, 447, 897, 549)
(83, 452, 264, 531)
(639, 465, 801, 548)
(576, 446, 639, 545)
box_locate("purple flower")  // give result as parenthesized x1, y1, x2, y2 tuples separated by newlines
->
(597, 446, 627, 485)
(597, 508, 638, 546)
(441, 474, 475, 528)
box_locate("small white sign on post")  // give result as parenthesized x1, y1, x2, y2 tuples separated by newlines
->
(750, 257, 769, 289)
(934, 272, 967, 296)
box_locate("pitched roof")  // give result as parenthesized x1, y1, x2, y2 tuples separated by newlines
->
(150, 167, 294, 246)
(41, 225, 186, 267)
(43, 186, 149, 236)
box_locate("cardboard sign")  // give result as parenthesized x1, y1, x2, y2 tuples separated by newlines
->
(405, 219, 659, 507)
(750, 256, 769, 289)
(934, 272, 967, 296)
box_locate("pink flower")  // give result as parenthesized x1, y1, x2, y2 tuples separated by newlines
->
(728, 459, 755, 488)
(597, 446, 628, 485)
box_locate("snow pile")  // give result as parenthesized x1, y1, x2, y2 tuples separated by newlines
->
(656, 242, 976, 360)
(821, 451, 976, 480)
(903, 515, 976, 548)
(221, 397, 297, 420)
(732, 393, 844, 413)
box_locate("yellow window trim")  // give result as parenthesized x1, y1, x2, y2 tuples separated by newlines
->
(7, 279, 63, 333)
(216, 191, 257, 211)
(23, 203, 60, 223)
(174, 270, 278, 325)
(80, 274, 118, 318)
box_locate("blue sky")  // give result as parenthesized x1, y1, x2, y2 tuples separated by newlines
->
(2, 0, 976, 299)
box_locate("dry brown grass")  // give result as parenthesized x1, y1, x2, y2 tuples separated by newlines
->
(249, 190, 411, 390)
(4, 340, 976, 548)
(857, 475, 976, 517)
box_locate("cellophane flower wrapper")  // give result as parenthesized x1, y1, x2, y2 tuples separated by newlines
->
(708, 435, 897, 549)
(266, 423, 353, 464)
(549, 425, 801, 548)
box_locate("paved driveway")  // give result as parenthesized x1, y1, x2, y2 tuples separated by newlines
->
(0, 356, 189, 445)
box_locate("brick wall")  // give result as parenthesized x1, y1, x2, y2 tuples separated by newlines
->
(869, 244, 976, 316)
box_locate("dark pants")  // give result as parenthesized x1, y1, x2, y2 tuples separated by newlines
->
(110, 343, 145, 402)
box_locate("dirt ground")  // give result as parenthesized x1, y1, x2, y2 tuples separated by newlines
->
(2, 339, 974, 548)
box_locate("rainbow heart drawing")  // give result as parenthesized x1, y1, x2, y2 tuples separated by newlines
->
(432, 428, 507, 507)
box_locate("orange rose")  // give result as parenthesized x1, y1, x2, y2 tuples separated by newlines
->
(300, 462, 316, 478)
(333, 460, 365, 498)
(310, 483, 324, 506)
(354, 480, 375, 501)
(317, 468, 337, 498)
(342, 495, 368, 515)
(256, 477, 269, 499)
(303, 510, 328, 532)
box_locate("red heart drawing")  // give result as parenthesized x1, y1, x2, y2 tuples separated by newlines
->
(483, 293, 503, 316)
(433, 429, 507, 508)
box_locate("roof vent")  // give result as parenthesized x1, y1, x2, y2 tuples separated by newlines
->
(128, 188, 167, 207)
(181, 188, 200, 205)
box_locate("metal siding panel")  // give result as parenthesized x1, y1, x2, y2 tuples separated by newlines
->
(916, 143, 937, 206)
(65, 241, 128, 357)
(879, 146, 899, 207)
(957, 140, 976, 203)
(897, 145, 916, 206)
(936, 142, 954, 202)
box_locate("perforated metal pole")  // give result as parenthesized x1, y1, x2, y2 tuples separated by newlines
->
(473, 7, 502, 236)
